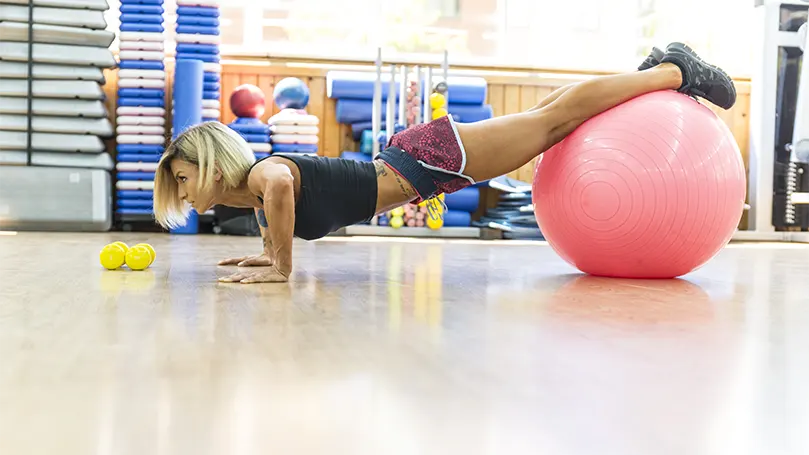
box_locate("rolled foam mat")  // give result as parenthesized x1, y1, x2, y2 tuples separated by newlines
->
(176, 43, 219, 54)
(116, 162, 158, 171)
(117, 115, 164, 125)
(236, 133, 270, 143)
(0, 22, 115, 47)
(176, 0, 221, 7)
(201, 108, 219, 119)
(118, 50, 164, 61)
(268, 111, 319, 125)
(203, 82, 220, 92)
(120, 0, 163, 4)
(270, 134, 318, 144)
(117, 190, 154, 199)
(119, 13, 164, 23)
(335, 99, 492, 124)
(0, 114, 112, 136)
(270, 124, 319, 135)
(3, 0, 110, 9)
(120, 23, 164, 33)
(118, 78, 165, 89)
(340, 151, 371, 162)
(0, 79, 103, 99)
(444, 187, 480, 213)
(116, 106, 165, 117)
(116, 180, 154, 190)
(117, 125, 165, 135)
(229, 121, 269, 134)
(202, 90, 219, 99)
(0, 61, 104, 81)
(177, 6, 220, 16)
(117, 199, 153, 209)
(0, 151, 113, 169)
(120, 4, 163, 14)
(0, 42, 115, 67)
(271, 143, 317, 153)
(117, 154, 161, 162)
(118, 97, 165, 108)
(117, 134, 164, 144)
(443, 210, 472, 227)
(249, 143, 272, 153)
(118, 31, 164, 42)
(118, 69, 165, 80)
(175, 33, 220, 45)
(176, 16, 219, 27)
(119, 60, 165, 70)
(119, 40, 164, 51)
(0, 5, 108, 29)
(176, 53, 219, 63)
(0, 131, 104, 153)
(0, 97, 107, 117)
(204, 71, 220, 82)
(115, 208, 154, 215)
(327, 71, 487, 105)
(176, 25, 219, 35)
(173, 59, 203, 137)
(117, 172, 155, 180)
(201, 98, 220, 109)
(118, 88, 164, 98)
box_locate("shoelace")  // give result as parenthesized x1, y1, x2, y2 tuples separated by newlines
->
(425, 196, 448, 221)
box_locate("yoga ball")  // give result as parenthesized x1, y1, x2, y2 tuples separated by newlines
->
(533, 90, 746, 279)
(230, 84, 266, 119)
(273, 77, 310, 109)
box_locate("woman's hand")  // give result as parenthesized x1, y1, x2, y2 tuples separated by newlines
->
(217, 253, 273, 267)
(218, 265, 289, 284)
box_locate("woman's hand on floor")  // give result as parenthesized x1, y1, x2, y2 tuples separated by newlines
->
(217, 253, 273, 267)
(218, 266, 289, 284)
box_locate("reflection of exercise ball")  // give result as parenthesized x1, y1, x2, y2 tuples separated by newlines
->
(230, 84, 266, 118)
(273, 77, 310, 109)
(533, 91, 746, 279)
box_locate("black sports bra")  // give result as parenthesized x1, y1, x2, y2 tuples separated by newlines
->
(251, 153, 378, 240)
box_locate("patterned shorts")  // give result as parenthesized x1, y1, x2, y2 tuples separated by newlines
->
(376, 115, 476, 203)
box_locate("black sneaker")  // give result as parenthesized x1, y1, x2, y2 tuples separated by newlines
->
(660, 42, 737, 109)
(637, 47, 665, 71)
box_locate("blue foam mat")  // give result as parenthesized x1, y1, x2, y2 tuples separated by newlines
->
(117, 88, 165, 99)
(120, 23, 164, 33)
(119, 13, 164, 23)
(120, 5, 164, 14)
(203, 90, 219, 100)
(176, 16, 220, 27)
(328, 71, 487, 105)
(336, 98, 492, 124)
(237, 133, 270, 143)
(176, 6, 220, 17)
(118, 97, 165, 108)
(120, 0, 163, 4)
(204, 82, 220, 92)
(228, 120, 269, 134)
(202, 117, 218, 122)
(117, 144, 164, 154)
(117, 154, 162, 162)
(272, 143, 318, 153)
(176, 53, 219, 63)
(340, 151, 371, 162)
(115, 208, 154, 215)
(204, 72, 220, 83)
(117, 172, 156, 180)
(117, 190, 154, 199)
(117, 199, 154, 209)
(175, 43, 219, 55)
(176, 25, 219, 35)
(445, 187, 479, 213)
(119, 60, 165, 70)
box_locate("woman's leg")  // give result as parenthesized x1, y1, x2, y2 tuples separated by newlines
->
(457, 43, 736, 182)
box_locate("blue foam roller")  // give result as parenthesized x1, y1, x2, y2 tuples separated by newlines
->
(117, 190, 154, 199)
(203, 82, 220, 92)
(445, 187, 480, 213)
(176, 53, 219, 63)
(254, 152, 271, 160)
(172, 59, 203, 139)
(176, 16, 220, 27)
(272, 143, 318, 153)
(177, 6, 220, 17)
(120, 0, 163, 4)
(115, 208, 154, 215)
(117, 144, 164, 154)
(176, 25, 219, 35)
(120, 5, 164, 14)
(340, 151, 371, 162)
(117, 172, 156, 181)
(119, 13, 164, 23)
(175, 43, 220, 55)
(171, 209, 198, 234)
(120, 23, 164, 33)
(443, 210, 472, 227)
(202, 90, 219, 100)
(117, 88, 165, 99)
(327, 71, 487, 105)
(119, 60, 165, 70)
(335, 99, 400, 124)
(238, 133, 270, 143)
(204, 72, 220, 83)
(228, 121, 269, 134)
(117, 199, 154, 209)
(118, 97, 165, 107)
(351, 121, 372, 141)
(447, 104, 494, 123)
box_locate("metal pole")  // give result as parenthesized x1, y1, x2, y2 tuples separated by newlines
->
(423, 67, 432, 124)
(413, 65, 421, 125)
(371, 47, 382, 157)
(442, 49, 449, 105)
(386, 64, 396, 146)
(398, 65, 407, 128)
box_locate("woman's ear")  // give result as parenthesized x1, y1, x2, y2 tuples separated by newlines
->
(214, 168, 223, 182)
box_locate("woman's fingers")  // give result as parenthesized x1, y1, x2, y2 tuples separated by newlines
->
(218, 272, 250, 283)
(237, 256, 272, 267)
(218, 256, 248, 265)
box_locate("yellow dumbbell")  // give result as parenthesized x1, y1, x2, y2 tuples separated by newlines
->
(133, 243, 156, 265)
(125, 245, 153, 271)
(99, 243, 127, 270)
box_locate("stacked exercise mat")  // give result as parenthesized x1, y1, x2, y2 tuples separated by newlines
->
(327, 71, 492, 147)
(226, 84, 271, 158)
(115, 0, 167, 216)
(268, 109, 320, 155)
(473, 176, 543, 240)
(175, 0, 221, 123)
(0, 0, 115, 168)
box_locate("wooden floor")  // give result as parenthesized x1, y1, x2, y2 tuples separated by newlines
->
(1, 231, 808, 455)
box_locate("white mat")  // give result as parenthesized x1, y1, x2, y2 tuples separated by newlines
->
(1, 0, 109, 11)
(0, 131, 104, 153)
(116, 162, 159, 172)
(0, 4, 108, 29)
(119, 31, 164, 42)
(0, 22, 115, 47)
(0, 42, 115, 67)
(0, 150, 113, 169)
(117, 134, 165, 145)
(118, 50, 164, 61)
(0, 79, 104, 99)
(270, 124, 319, 135)
(0, 61, 104, 81)
(118, 69, 165, 80)
(0, 114, 112, 136)
(271, 134, 319, 144)
(175, 33, 220, 45)
(116, 106, 166, 117)
(119, 41, 165, 52)
(116, 181, 155, 190)
(0, 96, 107, 117)
(117, 125, 165, 135)
(118, 78, 165, 89)
(117, 115, 164, 126)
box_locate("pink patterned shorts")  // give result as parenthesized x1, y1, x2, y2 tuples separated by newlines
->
(377, 115, 476, 203)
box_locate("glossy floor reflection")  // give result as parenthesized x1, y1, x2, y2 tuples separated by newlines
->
(1, 232, 808, 455)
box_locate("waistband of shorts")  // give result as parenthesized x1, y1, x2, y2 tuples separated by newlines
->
(376, 146, 437, 201)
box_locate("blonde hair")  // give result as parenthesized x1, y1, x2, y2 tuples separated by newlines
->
(154, 121, 256, 229)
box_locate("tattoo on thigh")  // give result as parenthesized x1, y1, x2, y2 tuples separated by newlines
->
(374, 161, 388, 177)
(394, 173, 417, 199)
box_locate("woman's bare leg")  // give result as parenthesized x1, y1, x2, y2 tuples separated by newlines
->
(527, 83, 575, 112)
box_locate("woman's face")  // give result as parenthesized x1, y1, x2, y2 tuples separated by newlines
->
(170, 159, 219, 213)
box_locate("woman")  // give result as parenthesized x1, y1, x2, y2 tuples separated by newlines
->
(154, 43, 736, 284)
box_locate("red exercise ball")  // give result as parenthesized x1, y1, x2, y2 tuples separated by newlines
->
(230, 84, 266, 118)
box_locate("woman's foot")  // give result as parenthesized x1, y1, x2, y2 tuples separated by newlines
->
(659, 42, 736, 109)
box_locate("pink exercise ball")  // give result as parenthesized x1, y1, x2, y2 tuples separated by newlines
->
(532, 90, 747, 279)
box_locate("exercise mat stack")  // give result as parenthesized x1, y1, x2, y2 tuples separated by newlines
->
(327, 71, 493, 146)
(0, 0, 115, 169)
(228, 118, 271, 159)
(114, 0, 167, 216)
(175, 0, 221, 122)
(472, 176, 543, 240)
(268, 109, 320, 155)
